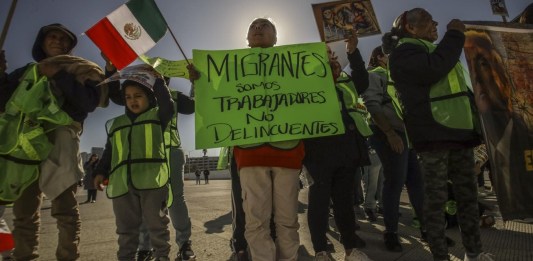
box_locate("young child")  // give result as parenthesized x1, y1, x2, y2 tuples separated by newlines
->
(94, 68, 174, 261)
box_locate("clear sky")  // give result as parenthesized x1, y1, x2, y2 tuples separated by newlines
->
(1, 0, 530, 157)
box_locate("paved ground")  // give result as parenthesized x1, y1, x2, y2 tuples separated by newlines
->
(2, 179, 533, 261)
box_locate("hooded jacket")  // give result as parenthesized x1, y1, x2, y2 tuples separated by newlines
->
(0, 23, 100, 123)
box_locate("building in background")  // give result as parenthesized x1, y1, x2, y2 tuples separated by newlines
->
(80, 147, 104, 165)
(184, 156, 219, 174)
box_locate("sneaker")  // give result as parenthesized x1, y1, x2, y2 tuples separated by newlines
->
(464, 252, 495, 261)
(384, 232, 402, 252)
(315, 251, 331, 261)
(137, 250, 154, 261)
(176, 241, 196, 261)
(364, 208, 377, 222)
(231, 250, 249, 261)
(345, 249, 373, 261)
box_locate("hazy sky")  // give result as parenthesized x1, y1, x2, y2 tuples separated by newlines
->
(1, 0, 530, 157)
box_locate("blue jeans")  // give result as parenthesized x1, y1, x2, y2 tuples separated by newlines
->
(362, 150, 383, 210)
(369, 126, 424, 233)
(139, 147, 192, 250)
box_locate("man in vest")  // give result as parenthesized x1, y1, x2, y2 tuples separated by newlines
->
(0, 23, 102, 260)
(383, 8, 493, 261)
(305, 33, 373, 261)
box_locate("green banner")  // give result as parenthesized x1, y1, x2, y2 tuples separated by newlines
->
(193, 42, 345, 149)
(139, 55, 190, 79)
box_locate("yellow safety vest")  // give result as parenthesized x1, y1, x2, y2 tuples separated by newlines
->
(106, 108, 169, 198)
(336, 72, 373, 137)
(398, 38, 478, 131)
(0, 64, 73, 202)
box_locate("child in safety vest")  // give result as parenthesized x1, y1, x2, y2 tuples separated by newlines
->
(94, 66, 174, 261)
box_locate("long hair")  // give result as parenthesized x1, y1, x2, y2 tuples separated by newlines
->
(368, 46, 385, 68)
(464, 31, 513, 113)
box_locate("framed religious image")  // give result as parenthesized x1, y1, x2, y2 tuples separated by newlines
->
(312, 0, 381, 43)
(490, 0, 509, 17)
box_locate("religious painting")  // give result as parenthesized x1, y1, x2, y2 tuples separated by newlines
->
(463, 21, 533, 220)
(490, 0, 509, 17)
(312, 0, 381, 43)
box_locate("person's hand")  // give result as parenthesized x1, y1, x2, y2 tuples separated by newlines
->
(385, 130, 404, 154)
(0, 50, 7, 75)
(447, 19, 465, 33)
(37, 62, 61, 78)
(187, 63, 200, 83)
(474, 162, 482, 175)
(345, 29, 359, 54)
(94, 174, 106, 191)
(100, 51, 116, 72)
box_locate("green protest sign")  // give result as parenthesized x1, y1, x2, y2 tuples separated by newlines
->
(139, 55, 190, 79)
(193, 42, 345, 149)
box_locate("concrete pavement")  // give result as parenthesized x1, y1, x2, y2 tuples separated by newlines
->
(2, 179, 533, 261)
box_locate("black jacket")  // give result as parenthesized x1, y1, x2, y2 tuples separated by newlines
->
(0, 24, 99, 123)
(389, 30, 479, 151)
(303, 49, 370, 167)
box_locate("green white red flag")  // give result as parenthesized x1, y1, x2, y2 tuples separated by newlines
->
(86, 0, 167, 70)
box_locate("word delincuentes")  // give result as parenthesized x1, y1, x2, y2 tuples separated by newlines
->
(207, 121, 341, 144)
(205, 50, 329, 82)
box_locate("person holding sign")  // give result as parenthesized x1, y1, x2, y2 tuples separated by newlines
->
(231, 18, 303, 261)
(304, 31, 373, 261)
(189, 18, 303, 261)
(383, 8, 493, 261)
(93, 70, 173, 261)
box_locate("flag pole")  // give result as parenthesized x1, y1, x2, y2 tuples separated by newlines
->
(167, 25, 191, 66)
(0, 0, 18, 49)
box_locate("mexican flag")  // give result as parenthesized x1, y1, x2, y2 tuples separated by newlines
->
(86, 0, 167, 70)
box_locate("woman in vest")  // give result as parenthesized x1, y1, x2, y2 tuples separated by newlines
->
(383, 8, 493, 261)
(362, 46, 430, 252)
(94, 72, 174, 261)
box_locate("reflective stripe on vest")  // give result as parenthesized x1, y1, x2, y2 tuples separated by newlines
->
(0, 64, 72, 202)
(336, 72, 373, 137)
(105, 108, 169, 198)
(397, 38, 474, 130)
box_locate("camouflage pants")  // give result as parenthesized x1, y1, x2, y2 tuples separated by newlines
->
(418, 148, 482, 260)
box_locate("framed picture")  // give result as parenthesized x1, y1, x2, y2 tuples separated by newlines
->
(312, 0, 381, 43)
(490, 0, 509, 17)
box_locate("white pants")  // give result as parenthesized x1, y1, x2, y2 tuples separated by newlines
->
(240, 166, 300, 261)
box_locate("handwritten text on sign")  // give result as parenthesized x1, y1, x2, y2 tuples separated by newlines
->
(193, 42, 344, 149)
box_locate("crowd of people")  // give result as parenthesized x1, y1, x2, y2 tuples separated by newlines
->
(0, 3, 532, 261)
